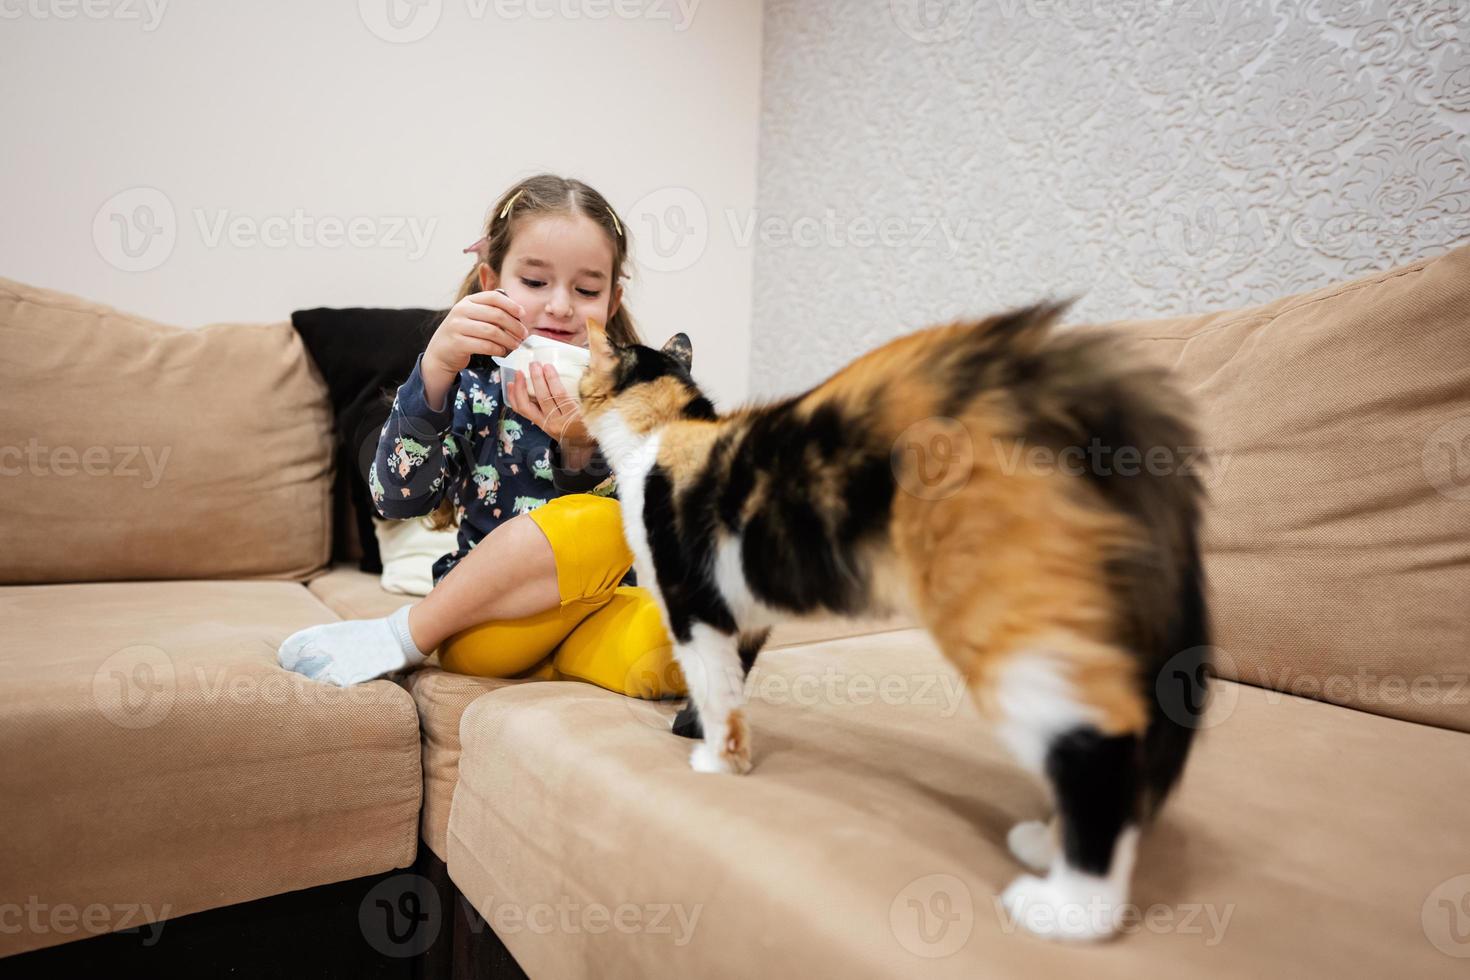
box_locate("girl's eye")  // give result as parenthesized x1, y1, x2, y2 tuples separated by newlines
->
(520, 278, 546, 289)
(577, 288, 601, 298)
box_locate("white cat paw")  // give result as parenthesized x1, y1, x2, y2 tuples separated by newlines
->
(1006, 820, 1055, 872)
(1000, 874, 1122, 942)
(688, 741, 751, 774)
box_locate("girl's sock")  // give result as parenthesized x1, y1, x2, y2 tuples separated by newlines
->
(277, 605, 428, 686)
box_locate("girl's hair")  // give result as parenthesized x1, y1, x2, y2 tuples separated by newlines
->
(456, 174, 641, 347)
(423, 174, 639, 532)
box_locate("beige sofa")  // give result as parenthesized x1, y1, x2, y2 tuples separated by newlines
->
(1, 247, 1467, 977)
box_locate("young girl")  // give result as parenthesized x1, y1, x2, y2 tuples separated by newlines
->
(277, 174, 683, 699)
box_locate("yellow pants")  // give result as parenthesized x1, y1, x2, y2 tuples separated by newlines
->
(437, 494, 684, 699)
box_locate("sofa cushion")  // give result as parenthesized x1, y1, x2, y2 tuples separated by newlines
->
(446, 629, 1470, 978)
(306, 561, 918, 860)
(0, 278, 334, 584)
(405, 667, 520, 861)
(1103, 246, 1470, 732)
(0, 580, 422, 956)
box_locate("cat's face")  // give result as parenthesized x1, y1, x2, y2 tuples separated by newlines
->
(578, 321, 713, 439)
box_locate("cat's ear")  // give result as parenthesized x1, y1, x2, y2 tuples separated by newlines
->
(661, 332, 693, 371)
(587, 318, 618, 367)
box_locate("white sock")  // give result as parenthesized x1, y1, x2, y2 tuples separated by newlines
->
(277, 604, 427, 686)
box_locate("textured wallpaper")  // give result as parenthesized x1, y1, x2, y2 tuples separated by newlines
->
(748, 0, 1469, 396)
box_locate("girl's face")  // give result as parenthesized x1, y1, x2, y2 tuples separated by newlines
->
(481, 212, 621, 348)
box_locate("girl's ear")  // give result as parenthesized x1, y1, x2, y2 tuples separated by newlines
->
(478, 263, 496, 292)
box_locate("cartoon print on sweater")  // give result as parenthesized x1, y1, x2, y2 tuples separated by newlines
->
(531, 448, 554, 482)
(392, 435, 431, 478)
(512, 495, 547, 516)
(470, 385, 497, 416)
(498, 417, 523, 454)
(472, 463, 500, 503)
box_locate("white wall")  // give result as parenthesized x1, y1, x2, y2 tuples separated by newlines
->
(749, 0, 1470, 397)
(0, 0, 762, 408)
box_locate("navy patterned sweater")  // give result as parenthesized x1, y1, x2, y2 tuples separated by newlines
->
(369, 352, 629, 589)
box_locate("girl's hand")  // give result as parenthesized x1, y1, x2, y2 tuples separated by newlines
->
(424, 289, 528, 377)
(506, 361, 592, 449)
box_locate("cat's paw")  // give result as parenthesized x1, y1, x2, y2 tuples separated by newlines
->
(1007, 820, 1055, 872)
(1000, 873, 1123, 942)
(689, 742, 744, 774)
(686, 709, 752, 774)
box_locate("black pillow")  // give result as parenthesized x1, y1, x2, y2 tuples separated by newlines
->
(292, 307, 446, 573)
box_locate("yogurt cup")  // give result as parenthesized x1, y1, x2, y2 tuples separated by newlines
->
(493, 334, 591, 405)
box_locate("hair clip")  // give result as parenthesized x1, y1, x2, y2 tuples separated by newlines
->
(461, 235, 488, 257)
(608, 206, 623, 238)
(499, 189, 524, 220)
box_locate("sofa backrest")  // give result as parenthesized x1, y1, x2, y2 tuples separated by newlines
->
(0, 278, 334, 584)
(1102, 245, 1470, 733)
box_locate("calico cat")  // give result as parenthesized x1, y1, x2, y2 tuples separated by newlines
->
(576, 304, 1209, 941)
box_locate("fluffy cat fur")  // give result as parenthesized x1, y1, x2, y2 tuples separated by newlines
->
(575, 304, 1210, 942)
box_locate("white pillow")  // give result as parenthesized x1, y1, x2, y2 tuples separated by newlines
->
(371, 515, 459, 596)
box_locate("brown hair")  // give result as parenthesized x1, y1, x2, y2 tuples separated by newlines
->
(425, 174, 639, 531)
